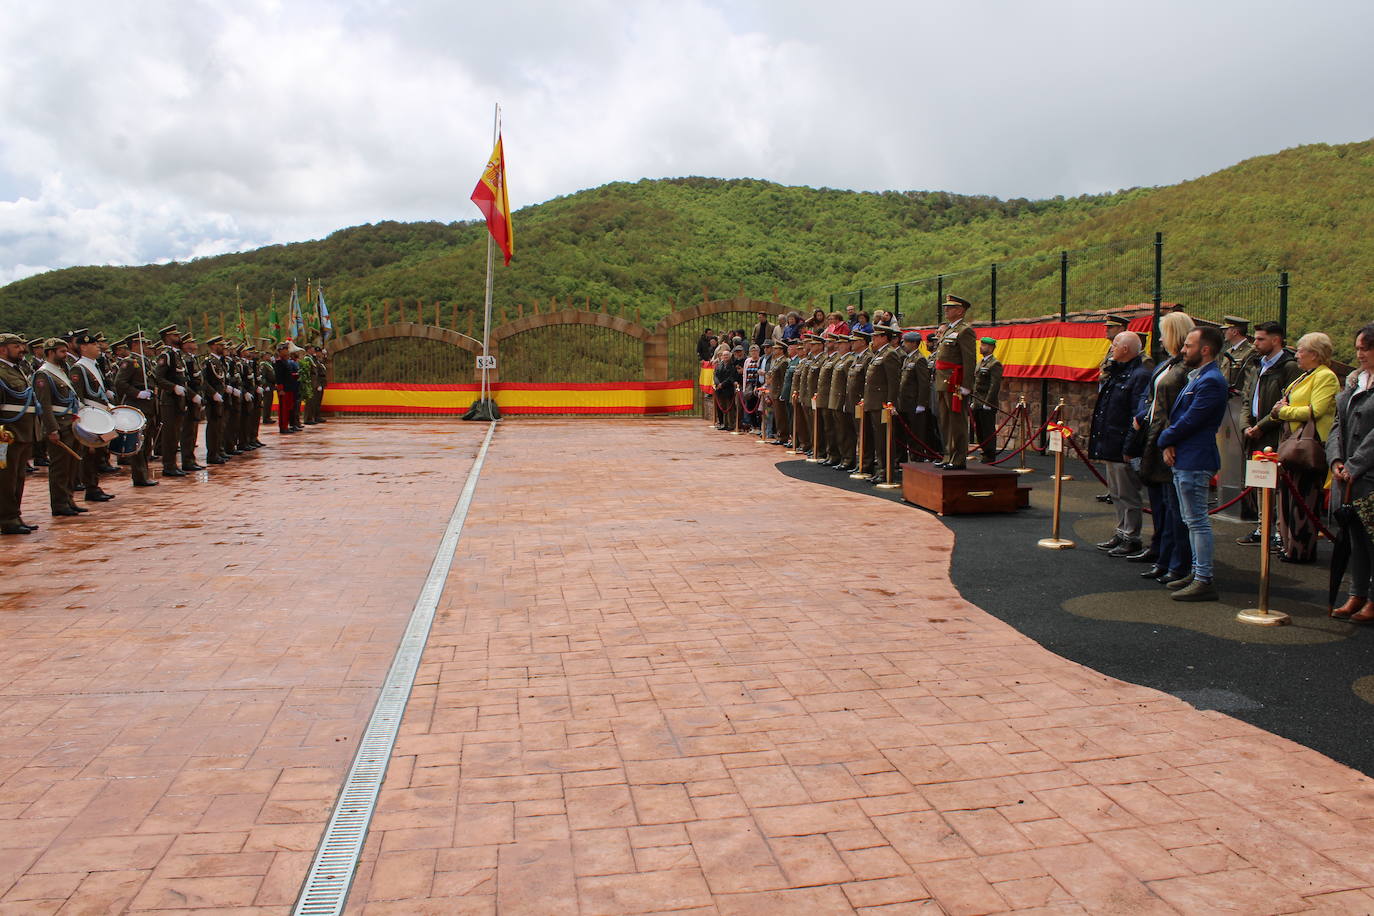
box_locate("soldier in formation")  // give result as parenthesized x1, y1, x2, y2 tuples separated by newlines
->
(0, 323, 326, 532)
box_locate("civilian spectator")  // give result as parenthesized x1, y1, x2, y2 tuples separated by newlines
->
(751, 312, 772, 349)
(1238, 321, 1302, 545)
(806, 308, 827, 331)
(825, 312, 851, 336)
(1158, 325, 1230, 601)
(696, 328, 717, 363)
(1136, 311, 1196, 584)
(781, 312, 803, 341)
(714, 345, 744, 430)
(1328, 323, 1374, 622)
(772, 313, 787, 342)
(852, 311, 874, 335)
(1091, 331, 1152, 557)
(1272, 331, 1338, 563)
(742, 344, 763, 430)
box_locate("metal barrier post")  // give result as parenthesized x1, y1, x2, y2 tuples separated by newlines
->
(1038, 422, 1076, 550)
(850, 401, 868, 479)
(877, 404, 901, 489)
(1238, 449, 1289, 626)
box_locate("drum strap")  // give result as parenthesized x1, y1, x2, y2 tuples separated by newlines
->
(0, 377, 38, 425)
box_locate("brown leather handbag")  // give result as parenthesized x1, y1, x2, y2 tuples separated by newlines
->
(1278, 418, 1324, 472)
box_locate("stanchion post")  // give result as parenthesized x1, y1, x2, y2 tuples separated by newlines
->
(1038, 422, 1076, 549)
(1049, 399, 1072, 481)
(1238, 449, 1289, 626)
(786, 399, 799, 454)
(877, 403, 901, 488)
(1014, 398, 1033, 475)
(731, 394, 742, 435)
(807, 395, 822, 462)
(851, 400, 868, 479)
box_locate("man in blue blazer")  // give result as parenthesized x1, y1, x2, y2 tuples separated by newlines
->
(1158, 325, 1229, 601)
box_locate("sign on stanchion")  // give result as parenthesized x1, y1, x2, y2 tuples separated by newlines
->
(1237, 448, 1290, 626)
(1038, 421, 1076, 549)
(877, 403, 901, 489)
(1048, 398, 1072, 481)
(850, 400, 868, 479)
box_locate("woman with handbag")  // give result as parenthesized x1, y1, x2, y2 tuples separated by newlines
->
(1328, 324, 1374, 620)
(1272, 332, 1339, 563)
(1136, 311, 1196, 584)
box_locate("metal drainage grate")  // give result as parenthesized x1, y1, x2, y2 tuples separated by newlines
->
(293, 420, 498, 916)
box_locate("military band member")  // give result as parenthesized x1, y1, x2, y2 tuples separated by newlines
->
(843, 330, 873, 472)
(0, 333, 41, 533)
(70, 331, 116, 502)
(1218, 315, 1257, 394)
(863, 327, 901, 482)
(971, 336, 1004, 463)
(897, 331, 933, 463)
(177, 334, 206, 471)
(33, 339, 87, 517)
(933, 295, 977, 469)
(152, 326, 189, 476)
(113, 334, 158, 487)
(23, 338, 48, 468)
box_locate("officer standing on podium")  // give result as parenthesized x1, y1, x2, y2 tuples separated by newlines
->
(933, 295, 977, 469)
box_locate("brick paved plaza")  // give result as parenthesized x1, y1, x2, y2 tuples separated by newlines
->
(4, 418, 1374, 914)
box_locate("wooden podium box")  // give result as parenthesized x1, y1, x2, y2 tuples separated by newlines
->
(901, 462, 1024, 515)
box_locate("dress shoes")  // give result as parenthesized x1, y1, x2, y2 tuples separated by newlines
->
(182, 464, 206, 472)
(1350, 602, 1374, 623)
(1095, 493, 1113, 503)
(34, 457, 50, 466)
(20, 521, 37, 530)
(162, 468, 187, 477)
(0, 523, 34, 534)
(69, 504, 89, 513)
(1278, 554, 1313, 564)
(132, 480, 159, 487)
(207, 458, 226, 465)
(84, 490, 114, 502)
(1165, 573, 1194, 590)
(1125, 547, 1158, 563)
(52, 507, 82, 517)
(1331, 595, 1365, 619)
(945, 463, 966, 470)
(1141, 565, 1167, 579)
(1107, 540, 1142, 558)
(1171, 578, 1219, 601)
(1096, 535, 1125, 552)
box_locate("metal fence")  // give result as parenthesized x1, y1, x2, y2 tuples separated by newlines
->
(1157, 274, 1289, 335)
(499, 323, 642, 384)
(332, 336, 472, 384)
(668, 310, 763, 417)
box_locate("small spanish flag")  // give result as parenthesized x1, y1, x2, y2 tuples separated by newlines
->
(471, 135, 514, 265)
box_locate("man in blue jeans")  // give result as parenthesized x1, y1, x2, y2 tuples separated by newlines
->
(1158, 325, 1229, 601)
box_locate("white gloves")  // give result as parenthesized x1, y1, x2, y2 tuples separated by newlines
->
(213, 393, 223, 403)
(959, 387, 971, 396)
(246, 394, 254, 403)
(137, 390, 152, 399)
(174, 385, 186, 396)
(192, 395, 203, 405)
(915, 406, 927, 413)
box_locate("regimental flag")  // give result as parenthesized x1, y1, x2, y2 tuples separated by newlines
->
(317, 283, 334, 342)
(471, 135, 514, 265)
(268, 292, 281, 339)
(288, 283, 304, 341)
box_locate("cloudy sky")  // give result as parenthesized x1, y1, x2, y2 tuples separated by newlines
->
(1, 0, 1370, 285)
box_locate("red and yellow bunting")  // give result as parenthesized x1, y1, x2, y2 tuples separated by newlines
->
(322, 381, 694, 415)
(965, 322, 1111, 384)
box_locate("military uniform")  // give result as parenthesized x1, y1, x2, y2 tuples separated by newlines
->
(844, 337, 873, 472)
(201, 340, 229, 463)
(178, 339, 205, 470)
(766, 343, 789, 443)
(862, 336, 901, 480)
(971, 347, 1004, 463)
(897, 342, 934, 463)
(69, 337, 116, 500)
(933, 297, 977, 468)
(814, 344, 841, 463)
(1218, 336, 1257, 394)
(32, 348, 83, 515)
(307, 351, 327, 423)
(794, 341, 817, 454)
(296, 353, 315, 428)
(827, 342, 857, 465)
(151, 328, 189, 476)
(112, 339, 158, 486)
(0, 335, 41, 531)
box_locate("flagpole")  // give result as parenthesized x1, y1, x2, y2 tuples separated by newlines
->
(480, 102, 499, 408)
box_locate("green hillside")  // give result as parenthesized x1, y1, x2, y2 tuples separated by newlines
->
(4, 139, 1372, 344)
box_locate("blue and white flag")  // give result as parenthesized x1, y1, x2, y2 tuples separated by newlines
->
(288, 283, 304, 340)
(317, 283, 333, 342)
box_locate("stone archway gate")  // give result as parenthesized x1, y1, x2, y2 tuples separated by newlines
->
(324, 292, 791, 416)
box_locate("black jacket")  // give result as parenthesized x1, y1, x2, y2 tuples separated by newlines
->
(1089, 355, 1150, 461)
(714, 359, 741, 397)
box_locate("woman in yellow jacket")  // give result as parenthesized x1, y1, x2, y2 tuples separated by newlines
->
(1271, 332, 1339, 562)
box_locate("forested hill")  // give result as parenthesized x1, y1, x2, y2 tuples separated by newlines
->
(4, 139, 1373, 340)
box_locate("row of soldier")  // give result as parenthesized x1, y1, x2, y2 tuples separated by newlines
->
(717, 295, 1005, 477)
(0, 325, 329, 534)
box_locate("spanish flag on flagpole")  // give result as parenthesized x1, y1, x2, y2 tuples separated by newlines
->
(471, 135, 514, 265)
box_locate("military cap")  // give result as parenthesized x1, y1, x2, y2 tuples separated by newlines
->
(205, 335, 224, 346)
(93, 332, 108, 343)
(875, 325, 899, 337)
(66, 327, 88, 340)
(112, 337, 131, 350)
(27, 338, 44, 348)
(769, 339, 785, 348)
(942, 295, 971, 309)
(179, 333, 196, 344)
(72, 330, 97, 346)
(925, 332, 940, 344)
(276, 342, 289, 351)
(1104, 315, 1129, 327)
(980, 336, 997, 346)
(851, 328, 872, 340)
(158, 324, 179, 339)
(0, 332, 24, 346)
(42, 337, 66, 352)
(901, 331, 922, 343)
(1222, 315, 1249, 333)
(129, 334, 152, 346)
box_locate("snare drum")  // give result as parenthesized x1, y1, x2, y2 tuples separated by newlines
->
(108, 405, 147, 456)
(74, 405, 118, 449)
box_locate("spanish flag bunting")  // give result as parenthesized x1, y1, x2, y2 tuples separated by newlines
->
(471, 135, 514, 265)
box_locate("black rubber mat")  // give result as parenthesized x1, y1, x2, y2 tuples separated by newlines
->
(775, 448, 1374, 776)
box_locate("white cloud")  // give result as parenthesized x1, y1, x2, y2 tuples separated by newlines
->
(1, 0, 1373, 284)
